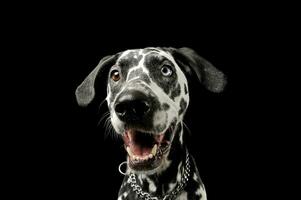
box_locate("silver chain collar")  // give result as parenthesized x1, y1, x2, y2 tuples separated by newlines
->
(126, 152, 191, 200)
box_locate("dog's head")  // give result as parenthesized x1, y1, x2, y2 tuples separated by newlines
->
(76, 47, 226, 173)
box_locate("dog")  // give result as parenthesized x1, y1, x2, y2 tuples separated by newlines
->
(75, 47, 227, 200)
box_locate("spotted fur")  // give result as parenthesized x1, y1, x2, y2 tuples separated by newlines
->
(75, 47, 227, 200)
(107, 49, 189, 136)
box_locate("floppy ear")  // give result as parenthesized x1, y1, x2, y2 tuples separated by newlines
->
(173, 47, 227, 93)
(75, 55, 116, 106)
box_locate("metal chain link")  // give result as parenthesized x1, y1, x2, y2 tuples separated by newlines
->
(127, 152, 191, 200)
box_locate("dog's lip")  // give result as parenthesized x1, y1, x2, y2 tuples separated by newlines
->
(123, 130, 166, 156)
(122, 128, 171, 168)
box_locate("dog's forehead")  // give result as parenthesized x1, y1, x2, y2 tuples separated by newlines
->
(117, 48, 174, 66)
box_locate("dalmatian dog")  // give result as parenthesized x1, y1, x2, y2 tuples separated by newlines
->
(75, 47, 226, 200)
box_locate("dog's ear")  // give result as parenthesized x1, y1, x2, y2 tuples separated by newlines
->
(172, 47, 227, 93)
(75, 55, 116, 106)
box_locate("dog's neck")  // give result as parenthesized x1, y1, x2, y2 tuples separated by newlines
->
(134, 122, 187, 197)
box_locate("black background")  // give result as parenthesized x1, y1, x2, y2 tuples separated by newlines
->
(6, 2, 295, 200)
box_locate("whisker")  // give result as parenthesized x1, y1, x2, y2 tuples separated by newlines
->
(104, 117, 111, 131)
(97, 112, 110, 127)
(103, 117, 121, 142)
(105, 121, 120, 141)
(97, 110, 122, 142)
(109, 124, 116, 140)
(104, 116, 111, 140)
(98, 98, 107, 113)
(183, 121, 192, 136)
(111, 124, 121, 141)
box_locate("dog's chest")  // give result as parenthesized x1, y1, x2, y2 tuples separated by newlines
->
(117, 156, 206, 200)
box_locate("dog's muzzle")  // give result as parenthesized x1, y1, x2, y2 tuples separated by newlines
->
(113, 90, 172, 171)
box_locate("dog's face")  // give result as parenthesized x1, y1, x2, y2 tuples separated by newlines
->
(107, 48, 189, 172)
(76, 47, 226, 173)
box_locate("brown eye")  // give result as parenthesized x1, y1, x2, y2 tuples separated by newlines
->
(111, 70, 120, 81)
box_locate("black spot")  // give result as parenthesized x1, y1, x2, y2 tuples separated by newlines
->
(162, 103, 170, 110)
(118, 57, 136, 68)
(178, 98, 187, 115)
(170, 84, 181, 100)
(143, 53, 178, 94)
(138, 73, 151, 84)
(118, 51, 143, 79)
(120, 51, 142, 67)
(184, 84, 188, 94)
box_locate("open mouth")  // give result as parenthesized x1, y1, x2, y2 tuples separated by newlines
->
(123, 128, 172, 171)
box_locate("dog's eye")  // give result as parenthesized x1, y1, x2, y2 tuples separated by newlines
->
(161, 65, 173, 77)
(111, 70, 120, 81)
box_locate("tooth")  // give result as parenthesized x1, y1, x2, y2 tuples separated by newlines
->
(128, 131, 133, 141)
(151, 144, 157, 156)
(148, 154, 153, 159)
(126, 147, 133, 157)
(159, 134, 164, 142)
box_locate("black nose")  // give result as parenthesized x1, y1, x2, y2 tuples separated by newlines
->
(114, 91, 151, 121)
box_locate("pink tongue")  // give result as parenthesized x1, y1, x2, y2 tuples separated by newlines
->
(130, 144, 152, 156)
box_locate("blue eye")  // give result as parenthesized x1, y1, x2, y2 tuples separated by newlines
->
(161, 65, 173, 77)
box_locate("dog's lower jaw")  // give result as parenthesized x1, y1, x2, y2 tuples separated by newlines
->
(120, 123, 187, 196)
(126, 152, 172, 176)
(125, 122, 184, 175)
